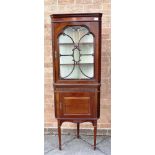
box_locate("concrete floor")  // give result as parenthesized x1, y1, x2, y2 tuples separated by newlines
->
(44, 133, 111, 155)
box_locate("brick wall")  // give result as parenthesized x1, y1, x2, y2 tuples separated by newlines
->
(44, 0, 111, 129)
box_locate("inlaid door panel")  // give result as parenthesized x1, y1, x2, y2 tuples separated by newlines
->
(63, 96, 90, 115)
(58, 91, 97, 118)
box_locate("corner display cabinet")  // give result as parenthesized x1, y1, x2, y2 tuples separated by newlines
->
(50, 13, 102, 150)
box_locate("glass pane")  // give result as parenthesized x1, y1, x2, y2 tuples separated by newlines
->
(59, 45, 73, 55)
(60, 64, 74, 78)
(80, 55, 94, 64)
(60, 56, 73, 65)
(58, 26, 94, 79)
(79, 64, 94, 79)
(79, 33, 94, 43)
(60, 64, 94, 79)
(59, 33, 73, 44)
(79, 44, 93, 55)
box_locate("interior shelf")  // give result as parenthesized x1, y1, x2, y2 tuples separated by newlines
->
(60, 63, 94, 65)
(59, 42, 94, 45)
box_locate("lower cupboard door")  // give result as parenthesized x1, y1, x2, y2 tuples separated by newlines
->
(58, 92, 97, 118)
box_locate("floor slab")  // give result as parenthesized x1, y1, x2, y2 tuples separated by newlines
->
(44, 134, 111, 155)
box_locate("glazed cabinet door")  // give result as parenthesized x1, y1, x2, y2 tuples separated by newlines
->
(52, 22, 100, 83)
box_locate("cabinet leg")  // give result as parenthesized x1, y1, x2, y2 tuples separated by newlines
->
(58, 120, 61, 150)
(93, 121, 97, 150)
(77, 123, 80, 138)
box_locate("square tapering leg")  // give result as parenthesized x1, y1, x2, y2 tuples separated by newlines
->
(58, 120, 61, 150)
(93, 121, 97, 150)
(77, 123, 80, 138)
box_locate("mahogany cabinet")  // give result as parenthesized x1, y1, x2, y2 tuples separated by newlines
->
(50, 13, 102, 150)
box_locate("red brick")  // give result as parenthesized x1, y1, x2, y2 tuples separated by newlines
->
(102, 28, 111, 39)
(103, 0, 110, 3)
(58, 0, 74, 5)
(76, 0, 92, 4)
(84, 4, 102, 11)
(102, 15, 111, 28)
(45, 0, 57, 5)
(57, 5, 84, 13)
(103, 3, 111, 15)
(44, 63, 53, 68)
